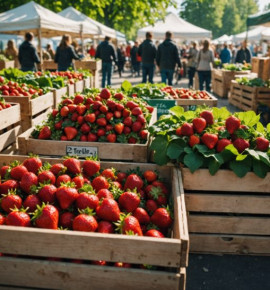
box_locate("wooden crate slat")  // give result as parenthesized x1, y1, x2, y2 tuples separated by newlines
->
(0, 60, 14, 69)
(0, 125, 21, 152)
(0, 104, 20, 131)
(251, 57, 270, 80)
(52, 86, 68, 108)
(67, 83, 75, 96)
(74, 80, 84, 93)
(31, 92, 54, 116)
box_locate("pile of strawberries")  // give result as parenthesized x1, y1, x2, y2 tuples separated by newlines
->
(162, 87, 211, 100)
(32, 88, 154, 144)
(50, 71, 85, 85)
(0, 156, 173, 239)
(0, 97, 12, 111)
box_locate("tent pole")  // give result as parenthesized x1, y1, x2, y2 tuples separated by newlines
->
(80, 30, 84, 55)
(38, 28, 43, 71)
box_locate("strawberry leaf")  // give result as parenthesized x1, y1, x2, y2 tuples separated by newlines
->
(166, 139, 185, 160)
(229, 157, 252, 178)
(252, 159, 269, 178)
(212, 107, 230, 121)
(237, 111, 260, 127)
(169, 106, 184, 118)
(183, 152, 204, 173)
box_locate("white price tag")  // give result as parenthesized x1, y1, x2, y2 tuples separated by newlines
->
(66, 146, 98, 157)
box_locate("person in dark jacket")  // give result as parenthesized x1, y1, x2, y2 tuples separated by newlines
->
(235, 40, 252, 64)
(220, 43, 232, 64)
(18, 32, 40, 72)
(95, 36, 117, 88)
(138, 32, 157, 83)
(117, 45, 125, 77)
(156, 31, 181, 86)
(130, 41, 140, 77)
(54, 34, 80, 71)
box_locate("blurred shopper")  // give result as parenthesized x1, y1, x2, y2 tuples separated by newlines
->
(220, 43, 232, 64)
(130, 41, 140, 77)
(18, 32, 40, 72)
(117, 45, 126, 77)
(95, 36, 116, 88)
(5, 40, 19, 68)
(88, 45, 96, 58)
(235, 40, 252, 63)
(187, 41, 198, 88)
(156, 31, 181, 86)
(42, 50, 51, 60)
(54, 34, 80, 71)
(138, 32, 157, 83)
(196, 39, 214, 92)
(229, 44, 236, 63)
(46, 44, 55, 59)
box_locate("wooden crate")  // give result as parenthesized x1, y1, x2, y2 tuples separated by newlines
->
(251, 57, 270, 81)
(175, 94, 217, 107)
(42, 60, 58, 71)
(0, 60, 14, 70)
(181, 167, 270, 255)
(2, 92, 54, 131)
(18, 109, 157, 162)
(67, 83, 75, 96)
(0, 103, 21, 153)
(52, 86, 68, 108)
(83, 76, 93, 89)
(74, 60, 102, 71)
(74, 80, 84, 93)
(0, 155, 189, 290)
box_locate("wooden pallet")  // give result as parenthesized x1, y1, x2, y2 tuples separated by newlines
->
(0, 60, 14, 70)
(252, 57, 270, 81)
(18, 109, 157, 162)
(52, 86, 68, 108)
(181, 167, 270, 255)
(0, 155, 189, 290)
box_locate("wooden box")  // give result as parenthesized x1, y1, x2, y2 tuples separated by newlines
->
(52, 86, 68, 108)
(83, 76, 93, 89)
(0, 103, 21, 154)
(2, 92, 54, 131)
(75, 60, 102, 71)
(0, 60, 14, 70)
(251, 57, 270, 81)
(0, 155, 189, 290)
(67, 83, 75, 96)
(182, 168, 270, 255)
(74, 80, 84, 93)
(18, 109, 157, 162)
(42, 60, 58, 71)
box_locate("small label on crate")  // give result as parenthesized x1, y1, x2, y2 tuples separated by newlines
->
(66, 146, 98, 157)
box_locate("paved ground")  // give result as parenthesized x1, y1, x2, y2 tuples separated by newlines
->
(108, 70, 269, 290)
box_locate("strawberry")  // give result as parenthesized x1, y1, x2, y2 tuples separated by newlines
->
(0, 165, 10, 179)
(233, 138, 249, 153)
(59, 212, 75, 229)
(88, 133, 98, 142)
(114, 92, 124, 100)
(192, 118, 206, 133)
(85, 113, 96, 123)
(143, 170, 157, 183)
(106, 112, 114, 121)
(131, 107, 142, 116)
(116, 103, 124, 111)
(114, 262, 132, 268)
(64, 127, 78, 140)
(145, 229, 164, 238)
(97, 128, 105, 137)
(200, 110, 214, 125)
(68, 104, 77, 113)
(74, 94, 84, 104)
(126, 101, 138, 110)
(6, 209, 31, 227)
(146, 200, 158, 213)
(80, 123, 90, 134)
(256, 137, 269, 152)
(50, 163, 66, 176)
(72, 175, 84, 189)
(56, 182, 79, 209)
(151, 207, 173, 229)
(189, 135, 200, 147)
(23, 156, 42, 175)
(119, 191, 140, 212)
(20, 172, 38, 194)
(132, 121, 142, 132)
(63, 158, 81, 175)
(124, 174, 143, 191)
(76, 104, 86, 115)
(96, 198, 120, 222)
(98, 220, 115, 233)
(180, 123, 194, 136)
(80, 135, 87, 142)
(176, 127, 182, 136)
(114, 123, 124, 134)
(115, 214, 143, 236)
(83, 159, 100, 177)
(62, 98, 73, 105)
(38, 126, 51, 139)
(128, 137, 137, 144)
(1, 191, 22, 213)
(77, 116, 84, 125)
(92, 176, 109, 192)
(33, 204, 59, 230)
(10, 163, 28, 181)
(97, 189, 114, 200)
(225, 116, 241, 134)
(107, 133, 116, 143)
(56, 174, 71, 187)
(60, 106, 69, 117)
(216, 139, 232, 153)
(133, 207, 150, 225)
(76, 192, 99, 210)
(0, 180, 19, 196)
(100, 88, 111, 99)
(139, 130, 148, 139)
(0, 213, 5, 225)
(23, 194, 41, 212)
(114, 111, 122, 118)
(122, 108, 131, 117)
(73, 209, 98, 232)
(201, 133, 218, 149)
(147, 186, 167, 206)
(101, 168, 116, 180)
(38, 169, 56, 185)
(38, 184, 57, 203)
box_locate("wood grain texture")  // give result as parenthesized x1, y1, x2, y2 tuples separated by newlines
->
(31, 92, 54, 116)
(0, 125, 21, 152)
(53, 87, 68, 108)
(0, 103, 20, 131)
(74, 80, 84, 93)
(67, 83, 74, 96)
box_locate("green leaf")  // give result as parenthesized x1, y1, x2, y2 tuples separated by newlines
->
(121, 80, 132, 92)
(212, 107, 230, 121)
(267, 123, 270, 133)
(256, 122, 265, 134)
(236, 154, 248, 161)
(252, 159, 269, 178)
(183, 110, 196, 120)
(224, 144, 239, 155)
(167, 139, 185, 160)
(208, 156, 222, 175)
(229, 157, 252, 178)
(238, 111, 260, 127)
(183, 152, 204, 173)
(169, 106, 184, 118)
(245, 149, 260, 161)
(257, 151, 270, 167)
(150, 135, 170, 165)
(184, 147, 193, 154)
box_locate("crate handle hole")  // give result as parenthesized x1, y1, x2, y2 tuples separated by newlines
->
(221, 237, 234, 242)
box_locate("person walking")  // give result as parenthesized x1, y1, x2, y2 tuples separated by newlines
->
(18, 32, 40, 72)
(117, 45, 125, 77)
(156, 31, 181, 86)
(196, 39, 214, 92)
(46, 44, 55, 59)
(220, 43, 232, 64)
(54, 34, 80, 71)
(235, 40, 252, 64)
(130, 41, 140, 77)
(187, 41, 198, 88)
(5, 40, 19, 68)
(95, 36, 117, 88)
(138, 32, 157, 83)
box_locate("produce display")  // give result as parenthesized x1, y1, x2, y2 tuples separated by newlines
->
(31, 88, 154, 144)
(0, 97, 12, 110)
(0, 54, 11, 61)
(223, 63, 251, 71)
(149, 106, 270, 178)
(236, 77, 270, 87)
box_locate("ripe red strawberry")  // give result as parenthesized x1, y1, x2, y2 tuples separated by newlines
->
(0, 180, 19, 196)
(146, 200, 157, 214)
(88, 133, 98, 142)
(106, 112, 114, 121)
(116, 214, 143, 236)
(83, 159, 100, 177)
(68, 104, 77, 113)
(143, 170, 157, 183)
(145, 229, 165, 238)
(176, 127, 182, 136)
(72, 175, 84, 189)
(114, 123, 124, 134)
(233, 138, 249, 153)
(1, 191, 22, 213)
(189, 135, 200, 147)
(256, 137, 269, 152)
(97, 128, 105, 137)
(151, 207, 173, 229)
(150, 181, 169, 195)
(97, 117, 107, 127)
(20, 172, 38, 194)
(116, 103, 124, 111)
(55, 120, 63, 130)
(119, 191, 140, 212)
(216, 139, 232, 153)
(146, 105, 154, 113)
(38, 126, 51, 139)
(50, 163, 66, 176)
(62, 98, 73, 105)
(139, 130, 148, 139)
(107, 133, 116, 143)
(180, 123, 194, 136)
(80, 123, 90, 134)
(126, 101, 138, 110)
(63, 158, 81, 175)
(33, 204, 59, 230)
(128, 137, 137, 144)
(59, 211, 75, 229)
(85, 113, 96, 123)
(56, 183, 79, 209)
(77, 115, 84, 125)
(122, 108, 131, 118)
(98, 220, 115, 233)
(38, 184, 57, 203)
(123, 116, 132, 127)
(147, 186, 167, 206)
(56, 174, 71, 187)
(201, 133, 218, 149)
(92, 176, 109, 192)
(124, 174, 143, 191)
(64, 127, 78, 141)
(38, 169, 56, 185)
(101, 168, 116, 180)
(117, 172, 127, 183)
(133, 207, 150, 224)
(76, 104, 86, 115)
(97, 189, 114, 200)
(23, 156, 42, 175)
(74, 94, 84, 104)
(200, 110, 214, 125)
(131, 107, 142, 116)
(10, 163, 28, 181)
(0, 165, 10, 179)
(100, 88, 111, 99)
(114, 92, 124, 100)
(76, 192, 99, 210)
(96, 198, 120, 222)
(114, 262, 132, 268)
(225, 116, 241, 134)
(60, 106, 69, 117)
(73, 209, 98, 232)
(23, 194, 41, 212)
(132, 121, 142, 132)
(6, 210, 31, 227)
(100, 104, 108, 113)
(192, 118, 206, 133)
(0, 213, 5, 225)
(114, 110, 122, 118)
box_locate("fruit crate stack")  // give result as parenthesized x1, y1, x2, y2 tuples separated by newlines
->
(251, 57, 270, 81)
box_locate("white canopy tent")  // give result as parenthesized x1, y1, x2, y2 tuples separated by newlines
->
(233, 26, 270, 42)
(137, 13, 212, 40)
(213, 34, 233, 44)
